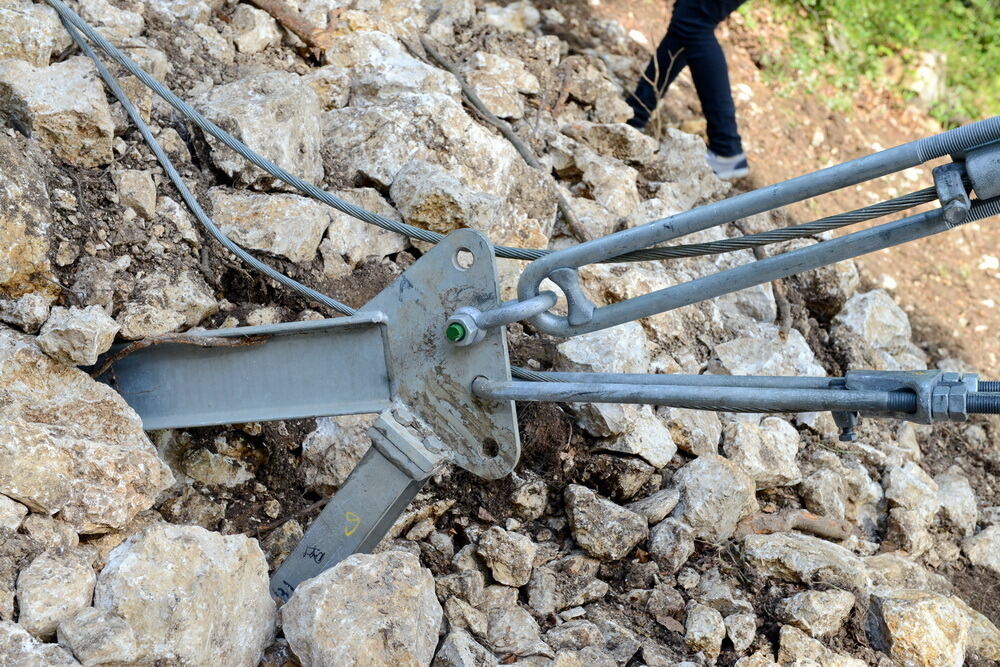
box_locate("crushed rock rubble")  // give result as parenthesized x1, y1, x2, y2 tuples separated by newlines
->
(0, 0, 998, 665)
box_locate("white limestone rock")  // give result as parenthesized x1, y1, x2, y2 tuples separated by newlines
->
(389, 159, 504, 235)
(95, 524, 275, 666)
(776, 589, 855, 638)
(562, 121, 658, 164)
(0, 0, 70, 66)
(564, 484, 648, 561)
(320, 187, 409, 273)
(575, 146, 641, 217)
(301, 415, 374, 494)
(722, 417, 801, 488)
(777, 625, 866, 667)
(626, 486, 680, 525)
(0, 294, 52, 335)
(0, 327, 173, 533)
(685, 602, 725, 660)
(555, 322, 649, 436)
(324, 31, 459, 106)
(433, 629, 498, 667)
(37, 306, 119, 367)
(483, 1, 540, 33)
(741, 533, 869, 591)
(16, 548, 96, 640)
(77, 0, 144, 44)
(935, 466, 978, 536)
(461, 51, 539, 120)
(962, 525, 1000, 575)
(867, 590, 970, 667)
(56, 607, 138, 667)
(116, 269, 218, 340)
(657, 406, 722, 456)
(477, 527, 537, 587)
(672, 454, 758, 543)
(0, 495, 27, 531)
(209, 189, 330, 264)
(712, 324, 826, 377)
(282, 551, 442, 667)
(0, 57, 114, 167)
(0, 620, 80, 666)
(195, 71, 324, 189)
(111, 170, 156, 220)
(230, 4, 281, 54)
(600, 406, 677, 468)
(647, 518, 694, 574)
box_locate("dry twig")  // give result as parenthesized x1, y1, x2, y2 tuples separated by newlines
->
(252, 497, 329, 536)
(90, 333, 270, 378)
(419, 35, 592, 243)
(735, 508, 856, 541)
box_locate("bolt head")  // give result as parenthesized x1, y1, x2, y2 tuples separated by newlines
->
(446, 322, 467, 342)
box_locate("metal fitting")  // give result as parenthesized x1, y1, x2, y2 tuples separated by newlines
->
(446, 291, 558, 347)
(933, 162, 970, 227)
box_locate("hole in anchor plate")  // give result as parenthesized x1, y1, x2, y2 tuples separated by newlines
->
(454, 248, 475, 271)
(482, 437, 499, 458)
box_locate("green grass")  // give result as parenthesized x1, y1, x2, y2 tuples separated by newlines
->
(749, 0, 1000, 126)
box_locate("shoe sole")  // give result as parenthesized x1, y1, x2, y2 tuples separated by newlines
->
(715, 167, 750, 180)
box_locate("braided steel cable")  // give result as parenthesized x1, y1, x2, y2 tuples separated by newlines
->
(60, 17, 358, 316)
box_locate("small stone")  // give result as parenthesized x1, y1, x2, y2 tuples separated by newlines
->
(20, 516, 78, 550)
(195, 71, 323, 189)
(16, 548, 96, 640)
(112, 170, 156, 220)
(527, 554, 607, 615)
(37, 306, 118, 367)
(657, 407, 722, 456)
(867, 590, 970, 667)
(575, 147, 640, 217)
(301, 415, 373, 494)
(672, 454, 758, 543)
(936, 466, 978, 536)
(209, 189, 330, 264)
(259, 519, 302, 569)
(0, 495, 27, 531)
(0, 294, 52, 334)
(685, 602, 725, 660)
(485, 605, 552, 657)
(712, 325, 826, 377)
(282, 551, 440, 666)
(477, 527, 537, 587)
(950, 595, 1000, 661)
(799, 468, 848, 520)
(230, 4, 281, 54)
(544, 619, 604, 651)
(116, 270, 217, 340)
(433, 629, 497, 667)
(483, 1, 541, 32)
(962, 525, 1000, 575)
(600, 406, 677, 468)
(778, 625, 866, 666)
(461, 52, 538, 120)
(511, 478, 548, 521)
(562, 121, 658, 164)
(723, 417, 801, 488)
(0, 0, 70, 66)
(725, 612, 757, 654)
(777, 589, 855, 638)
(183, 448, 253, 487)
(56, 607, 138, 666)
(626, 486, 680, 524)
(390, 159, 503, 236)
(647, 518, 695, 574)
(741, 533, 869, 591)
(692, 567, 754, 616)
(95, 525, 275, 666)
(0, 57, 114, 167)
(320, 187, 409, 270)
(436, 570, 485, 607)
(646, 584, 684, 629)
(0, 620, 79, 665)
(834, 289, 913, 353)
(564, 485, 648, 561)
(587, 606, 642, 662)
(444, 597, 488, 638)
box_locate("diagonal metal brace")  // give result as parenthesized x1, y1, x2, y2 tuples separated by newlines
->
(270, 403, 445, 601)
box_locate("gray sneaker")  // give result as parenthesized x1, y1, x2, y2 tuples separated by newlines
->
(706, 150, 750, 180)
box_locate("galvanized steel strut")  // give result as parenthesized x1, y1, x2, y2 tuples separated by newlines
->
(45, 0, 1000, 600)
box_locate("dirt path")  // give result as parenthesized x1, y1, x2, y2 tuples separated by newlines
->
(584, 0, 1000, 379)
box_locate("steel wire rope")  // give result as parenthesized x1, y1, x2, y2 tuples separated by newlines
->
(46, 0, 945, 267)
(60, 17, 359, 316)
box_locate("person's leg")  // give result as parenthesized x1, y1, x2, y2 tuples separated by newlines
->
(627, 0, 699, 128)
(673, 0, 747, 157)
